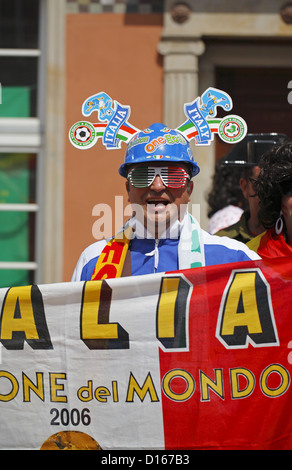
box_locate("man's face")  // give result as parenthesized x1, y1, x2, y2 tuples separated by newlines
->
(126, 162, 193, 236)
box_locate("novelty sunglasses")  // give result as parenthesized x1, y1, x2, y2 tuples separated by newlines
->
(127, 166, 190, 189)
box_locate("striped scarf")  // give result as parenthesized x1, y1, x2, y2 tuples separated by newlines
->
(91, 213, 204, 280)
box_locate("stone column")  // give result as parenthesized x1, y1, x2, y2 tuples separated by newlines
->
(157, 38, 209, 227)
(157, 40, 205, 128)
(41, 0, 66, 283)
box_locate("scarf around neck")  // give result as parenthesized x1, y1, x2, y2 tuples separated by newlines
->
(91, 212, 204, 280)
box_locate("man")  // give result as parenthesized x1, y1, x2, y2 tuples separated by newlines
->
(72, 123, 260, 281)
(215, 133, 288, 243)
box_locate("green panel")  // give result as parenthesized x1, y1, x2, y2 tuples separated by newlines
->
(0, 154, 33, 287)
(0, 86, 30, 117)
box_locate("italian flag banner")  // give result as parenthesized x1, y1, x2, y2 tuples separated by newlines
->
(0, 257, 292, 450)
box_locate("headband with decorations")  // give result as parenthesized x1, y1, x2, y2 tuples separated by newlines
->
(69, 88, 247, 167)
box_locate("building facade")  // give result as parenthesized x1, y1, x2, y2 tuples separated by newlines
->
(0, 0, 291, 285)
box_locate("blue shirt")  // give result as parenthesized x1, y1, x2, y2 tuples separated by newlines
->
(80, 238, 180, 280)
(72, 215, 260, 282)
(78, 235, 259, 281)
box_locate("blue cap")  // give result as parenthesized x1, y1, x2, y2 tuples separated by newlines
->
(119, 123, 200, 178)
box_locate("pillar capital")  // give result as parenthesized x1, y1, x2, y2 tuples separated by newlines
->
(158, 39, 205, 58)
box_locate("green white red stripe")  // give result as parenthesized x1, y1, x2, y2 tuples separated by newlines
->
(177, 119, 220, 141)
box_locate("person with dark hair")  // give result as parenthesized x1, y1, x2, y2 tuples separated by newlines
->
(247, 142, 292, 258)
(207, 158, 247, 234)
(215, 133, 288, 243)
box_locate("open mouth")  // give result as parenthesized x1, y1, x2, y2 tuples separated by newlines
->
(146, 200, 171, 212)
(147, 199, 169, 206)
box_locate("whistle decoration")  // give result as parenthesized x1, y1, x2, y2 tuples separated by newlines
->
(176, 88, 247, 146)
(69, 91, 139, 150)
(69, 88, 247, 151)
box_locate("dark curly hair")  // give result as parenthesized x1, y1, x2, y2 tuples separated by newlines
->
(207, 158, 247, 218)
(255, 142, 292, 229)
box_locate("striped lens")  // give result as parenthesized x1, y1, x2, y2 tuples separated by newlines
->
(127, 166, 190, 188)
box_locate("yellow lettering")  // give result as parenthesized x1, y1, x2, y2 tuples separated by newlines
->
(94, 386, 110, 402)
(200, 369, 224, 401)
(261, 364, 290, 397)
(0, 287, 39, 341)
(77, 380, 93, 402)
(81, 281, 118, 340)
(0, 371, 19, 402)
(162, 369, 195, 402)
(217, 269, 279, 348)
(230, 368, 255, 399)
(112, 380, 118, 402)
(0, 285, 52, 350)
(49, 373, 67, 403)
(126, 372, 159, 402)
(157, 277, 180, 339)
(156, 275, 191, 350)
(23, 372, 44, 402)
(221, 272, 262, 335)
(80, 281, 129, 350)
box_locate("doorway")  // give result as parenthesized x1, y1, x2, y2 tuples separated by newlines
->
(215, 66, 292, 160)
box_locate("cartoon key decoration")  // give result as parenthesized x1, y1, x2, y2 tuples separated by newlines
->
(69, 88, 247, 150)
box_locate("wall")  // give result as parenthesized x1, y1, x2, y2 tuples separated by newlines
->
(160, 0, 292, 230)
(64, 13, 163, 280)
(63, 2, 292, 281)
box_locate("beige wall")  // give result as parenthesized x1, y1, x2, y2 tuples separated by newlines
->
(64, 13, 163, 281)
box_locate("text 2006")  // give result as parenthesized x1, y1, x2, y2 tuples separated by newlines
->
(50, 408, 91, 426)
